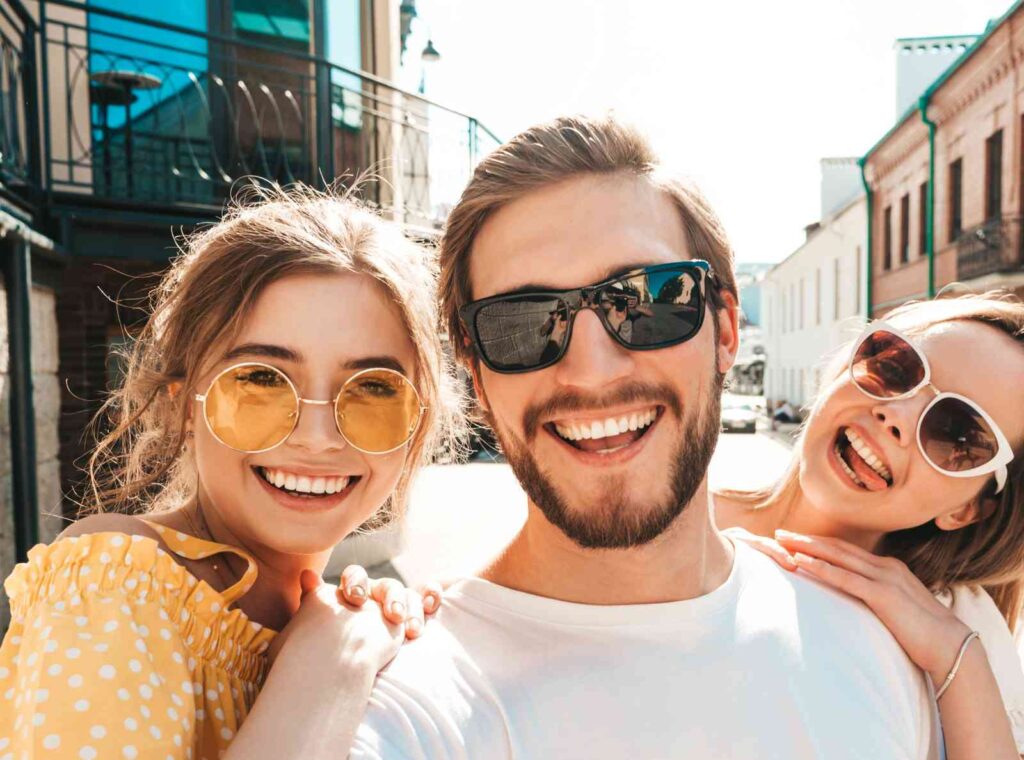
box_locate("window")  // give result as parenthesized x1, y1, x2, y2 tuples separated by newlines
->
(883, 205, 893, 270)
(833, 258, 840, 320)
(949, 158, 963, 240)
(899, 193, 910, 264)
(799, 278, 805, 330)
(815, 268, 821, 326)
(855, 245, 862, 316)
(986, 129, 1003, 221)
(918, 181, 927, 257)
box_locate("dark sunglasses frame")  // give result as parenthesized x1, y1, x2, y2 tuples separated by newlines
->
(459, 261, 720, 374)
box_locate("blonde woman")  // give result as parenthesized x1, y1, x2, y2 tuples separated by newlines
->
(718, 294, 1024, 759)
(0, 186, 460, 758)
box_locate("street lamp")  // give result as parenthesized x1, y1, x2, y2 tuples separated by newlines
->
(421, 39, 441, 63)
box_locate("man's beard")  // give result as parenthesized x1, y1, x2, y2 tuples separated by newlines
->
(483, 371, 725, 549)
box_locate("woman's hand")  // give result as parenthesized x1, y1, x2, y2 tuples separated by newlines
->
(772, 530, 972, 683)
(723, 527, 798, 571)
(266, 567, 442, 672)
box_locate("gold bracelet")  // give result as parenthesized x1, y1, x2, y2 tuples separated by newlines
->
(935, 630, 980, 701)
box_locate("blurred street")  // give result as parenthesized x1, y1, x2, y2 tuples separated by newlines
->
(378, 396, 793, 585)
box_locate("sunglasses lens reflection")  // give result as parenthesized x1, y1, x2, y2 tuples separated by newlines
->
(473, 296, 570, 372)
(921, 396, 999, 473)
(599, 268, 702, 348)
(205, 364, 298, 451)
(851, 330, 926, 398)
(337, 369, 421, 453)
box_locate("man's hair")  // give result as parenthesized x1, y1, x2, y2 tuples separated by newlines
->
(439, 113, 739, 365)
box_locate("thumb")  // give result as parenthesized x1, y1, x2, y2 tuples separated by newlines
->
(299, 568, 322, 598)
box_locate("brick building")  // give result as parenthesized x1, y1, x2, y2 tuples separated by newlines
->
(862, 3, 1024, 316)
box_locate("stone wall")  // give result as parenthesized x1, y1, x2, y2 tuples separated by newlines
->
(0, 280, 63, 631)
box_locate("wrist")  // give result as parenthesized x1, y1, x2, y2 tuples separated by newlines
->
(924, 620, 973, 683)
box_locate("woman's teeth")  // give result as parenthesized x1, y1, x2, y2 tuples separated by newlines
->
(843, 428, 892, 482)
(553, 408, 657, 442)
(258, 467, 350, 495)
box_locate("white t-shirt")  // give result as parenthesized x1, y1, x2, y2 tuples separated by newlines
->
(351, 542, 942, 759)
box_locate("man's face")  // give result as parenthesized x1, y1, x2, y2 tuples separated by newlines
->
(468, 173, 736, 548)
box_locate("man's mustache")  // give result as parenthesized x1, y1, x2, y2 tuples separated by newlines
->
(523, 382, 684, 440)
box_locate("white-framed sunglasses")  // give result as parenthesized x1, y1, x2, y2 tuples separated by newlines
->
(849, 322, 1013, 493)
(194, 362, 426, 455)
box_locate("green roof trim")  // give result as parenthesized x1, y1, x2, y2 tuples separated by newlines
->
(862, 0, 1024, 164)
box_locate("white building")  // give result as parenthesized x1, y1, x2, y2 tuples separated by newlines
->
(762, 158, 868, 413)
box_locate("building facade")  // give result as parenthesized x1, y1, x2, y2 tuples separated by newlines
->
(763, 186, 867, 413)
(863, 3, 1024, 316)
(0, 0, 497, 627)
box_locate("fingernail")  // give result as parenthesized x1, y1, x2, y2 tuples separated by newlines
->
(349, 585, 367, 599)
(775, 529, 803, 540)
(792, 552, 813, 565)
(424, 594, 439, 613)
(407, 618, 422, 635)
(390, 601, 406, 618)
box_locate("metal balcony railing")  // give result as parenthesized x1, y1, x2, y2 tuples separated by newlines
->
(954, 216, 1024, 281)
(0, 0, 499, 227)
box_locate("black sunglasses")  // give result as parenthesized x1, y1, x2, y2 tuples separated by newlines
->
(459, 261, 719, 374)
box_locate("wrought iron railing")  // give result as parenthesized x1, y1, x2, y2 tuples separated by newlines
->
(0, 0, 498, 226)
(954, 216, 1024, 281)
(0, 0, 40, 202)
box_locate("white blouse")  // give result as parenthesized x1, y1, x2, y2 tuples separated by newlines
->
(936, 584, 1024, 752)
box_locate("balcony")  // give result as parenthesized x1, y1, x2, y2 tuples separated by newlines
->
(954, 216, 1024, 282)
(0, 0, 499, 230)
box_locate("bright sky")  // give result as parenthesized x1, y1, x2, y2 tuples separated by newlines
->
(405, 0, 1013, 264)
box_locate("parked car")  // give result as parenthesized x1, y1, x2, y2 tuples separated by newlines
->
(721, 398, 759, 434)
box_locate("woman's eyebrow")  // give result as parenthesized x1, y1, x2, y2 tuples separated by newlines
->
(223, 343, 301, 362)
(343, 355, 407, 373)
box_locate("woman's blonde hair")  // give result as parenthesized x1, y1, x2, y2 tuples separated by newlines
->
(84, 183, 462, 527)
(720, 292, 1024, 625)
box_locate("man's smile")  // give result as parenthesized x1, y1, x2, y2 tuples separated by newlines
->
(545, 405, 664, 455)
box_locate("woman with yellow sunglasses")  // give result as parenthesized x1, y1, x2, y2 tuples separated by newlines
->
(0, 185, 462, 758)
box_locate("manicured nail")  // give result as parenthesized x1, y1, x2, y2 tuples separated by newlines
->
(775, 529, 804, 540)
(349, 585, 367, 599)
(792, 552, 813, 565)
(390, 601, 406, 618)
(407, 618, 422, 635)
(424, 594, 439, 613)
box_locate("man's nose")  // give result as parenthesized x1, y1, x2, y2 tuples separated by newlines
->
(553, 309, 634, 389)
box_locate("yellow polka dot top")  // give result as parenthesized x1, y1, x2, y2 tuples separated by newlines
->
(0, 521, 277, 759)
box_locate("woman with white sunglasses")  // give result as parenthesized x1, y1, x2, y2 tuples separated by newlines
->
(716, 293, 1024, 759)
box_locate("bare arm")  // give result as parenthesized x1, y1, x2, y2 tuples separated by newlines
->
(225, 570, 437, 759)
(770, 531, 1018, 760)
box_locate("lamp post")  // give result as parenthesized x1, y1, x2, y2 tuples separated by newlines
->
(419, 39, 441, 94)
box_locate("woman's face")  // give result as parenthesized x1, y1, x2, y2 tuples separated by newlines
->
(189, 272, 419, 557)
(800, 319, 1024, 536)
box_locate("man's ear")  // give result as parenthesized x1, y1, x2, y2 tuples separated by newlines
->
(715, 290, 740, 375)
(934, 498, 986, 531)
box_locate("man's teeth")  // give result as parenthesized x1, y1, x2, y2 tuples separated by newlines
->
(258, 468, 350, 495)
(843, 429, 892, 482)
(553, 408, 657, 442)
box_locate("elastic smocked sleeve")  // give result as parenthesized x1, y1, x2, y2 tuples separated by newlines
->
(1, 533, 198, 758)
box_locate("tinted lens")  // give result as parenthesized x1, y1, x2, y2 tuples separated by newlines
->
(204, 364, 297, 451)
(473, 296, 570, 372)
(598, 267, 702, 347)
(920, 397, 999, 473)
(851, 330, 925, 398)
(337, 369, 421, 453)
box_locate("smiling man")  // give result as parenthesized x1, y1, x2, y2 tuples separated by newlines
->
(349, 115, 942, 759)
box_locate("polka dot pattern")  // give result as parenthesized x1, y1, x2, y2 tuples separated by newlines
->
(1, 524, 276, 757)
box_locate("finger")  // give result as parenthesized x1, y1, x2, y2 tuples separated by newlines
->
(369, 578, 408, 624)
(404, 589, 425, 640)
(299, 568, 322, 598)
(791, 553, 877, 603)
(339, 565, 370, 607)
(417, 582, 443, 615)
(775, 531, 882, 579)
